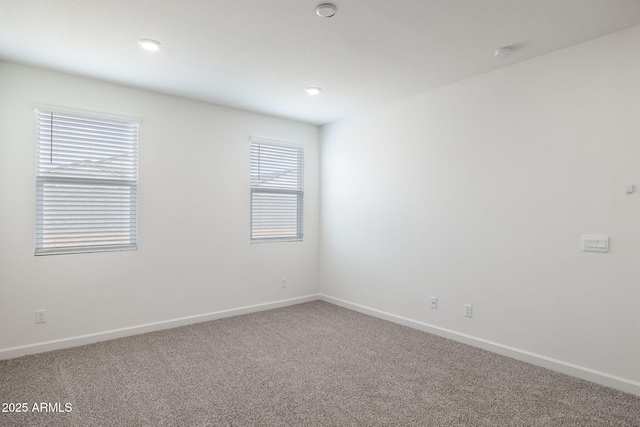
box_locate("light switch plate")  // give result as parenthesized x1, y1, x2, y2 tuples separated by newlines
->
(582, 235, 609, 253)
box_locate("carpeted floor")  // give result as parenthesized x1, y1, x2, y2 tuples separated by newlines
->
(0, 301, 638, 426)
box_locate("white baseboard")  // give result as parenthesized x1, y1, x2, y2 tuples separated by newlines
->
(0, 294, 320, 361)
(319, 294, 640, 397)
(4, 293, 638, 397)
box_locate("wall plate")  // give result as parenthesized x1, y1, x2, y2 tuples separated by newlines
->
(582, 235, 609, 253)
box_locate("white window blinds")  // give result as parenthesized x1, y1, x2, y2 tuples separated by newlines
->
(250, 139, 304, 241)
(35, 108, 139, 255)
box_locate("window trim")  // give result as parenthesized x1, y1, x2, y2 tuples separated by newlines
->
(250, 137, 304, 243)
(34, 105, 140, 256)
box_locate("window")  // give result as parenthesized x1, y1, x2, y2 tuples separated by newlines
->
(250, 138, 304, 242)
(35, 108, 139, 255)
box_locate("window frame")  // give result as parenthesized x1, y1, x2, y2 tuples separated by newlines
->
(34, 105, 140, 256)
(250, 137, 304, 243)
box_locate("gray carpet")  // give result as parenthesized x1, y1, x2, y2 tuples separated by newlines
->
(0, 301, 638, 426)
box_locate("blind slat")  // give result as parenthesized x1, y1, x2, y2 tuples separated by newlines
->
(35, 109, 139, 255)
(250, 140, 303, 241)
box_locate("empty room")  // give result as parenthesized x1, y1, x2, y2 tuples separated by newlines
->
(1, 0, 639, 425)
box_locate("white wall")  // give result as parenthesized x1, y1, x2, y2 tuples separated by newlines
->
(0, 62, 320, 354)
(2, 24, 639, 395)
(320, 25, 640, 393)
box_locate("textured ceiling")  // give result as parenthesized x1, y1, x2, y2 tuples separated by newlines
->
(1, 0, 640, 125)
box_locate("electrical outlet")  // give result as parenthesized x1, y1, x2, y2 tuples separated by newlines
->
(281, 278, 287, 288)
(430, 297, 438, 309)
(35, 309, 46, 324)
(464, 304, 472, 318)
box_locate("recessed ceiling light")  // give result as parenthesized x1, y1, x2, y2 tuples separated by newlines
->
(138, 38, 162, 51)
(306, 87, 322, 95)
(316, 3, 337, 18)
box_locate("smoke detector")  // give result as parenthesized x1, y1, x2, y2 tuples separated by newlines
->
(316, 3, 337, 18)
